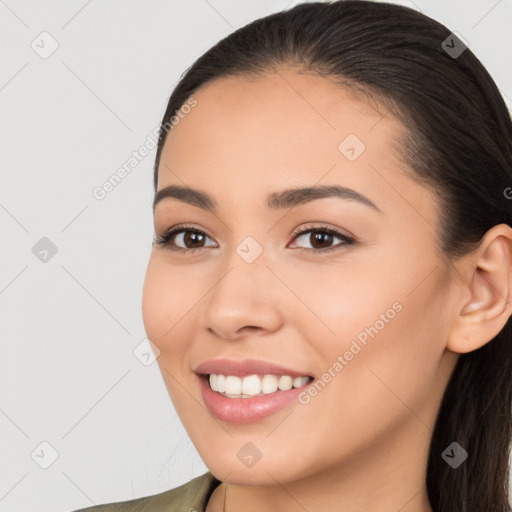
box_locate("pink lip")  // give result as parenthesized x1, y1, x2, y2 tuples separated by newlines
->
(197, 374, 310, 424)
(194, 358, 312, 378)
(194, 358, 314, 424)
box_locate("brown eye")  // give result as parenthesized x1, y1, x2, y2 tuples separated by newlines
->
(154, 226, 217, 252)
(288, 226, 356, 252)
(181, 231, 207, 248)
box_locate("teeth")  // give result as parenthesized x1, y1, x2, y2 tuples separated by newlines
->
(208, 374, 310, 398)
(278, 375, 293, 391)
(225, 375, 242, 395)
(293, 376, 307, 388)
(261, 374, 278, 394)
(241, 375, 261, 396)
(216, 374, 225, 393)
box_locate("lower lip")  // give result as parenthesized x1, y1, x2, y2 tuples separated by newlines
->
(197, 374, 308, 424)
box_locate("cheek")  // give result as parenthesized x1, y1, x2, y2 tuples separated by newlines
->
(141, 257, 194, 359)
(311, 273, 448, 438)
(141, 260, 168, 344)
(142, 255, 203, 334)
(142, 260, 199, 414)
(294, 252, 447, 415)
(281, 257, 398, 343)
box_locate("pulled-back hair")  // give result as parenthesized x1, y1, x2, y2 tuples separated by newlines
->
(153, 2, 512, 510)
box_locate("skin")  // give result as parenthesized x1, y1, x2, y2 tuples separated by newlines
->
(141, 68, 512, 512)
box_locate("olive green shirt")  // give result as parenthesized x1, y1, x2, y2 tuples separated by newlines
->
(71, 472, 221, 512)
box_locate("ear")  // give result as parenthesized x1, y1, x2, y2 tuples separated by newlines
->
(446, 223, 512, 354)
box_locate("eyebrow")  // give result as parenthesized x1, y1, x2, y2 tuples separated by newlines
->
(152, 184, 382, 214)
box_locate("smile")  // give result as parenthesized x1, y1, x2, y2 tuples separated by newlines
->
(194, 358, 316, 423)
(209, 373, 312, 398)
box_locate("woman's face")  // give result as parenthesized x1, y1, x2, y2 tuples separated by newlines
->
(142, 69, 460, 486)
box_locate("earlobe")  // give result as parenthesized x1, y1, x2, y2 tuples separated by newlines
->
(446, 224, 512, 354)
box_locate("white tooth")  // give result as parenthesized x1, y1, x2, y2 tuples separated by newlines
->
(261, 374, 278, 394)
(242, 375, 262, 396)
(292, 376, 303, 388)
(216, 374, 226, 393)
(278, 375, 293, 391)
(209, 374, 218, 391)
(225, 375, 242, 395)
(293, 376, 310, 388)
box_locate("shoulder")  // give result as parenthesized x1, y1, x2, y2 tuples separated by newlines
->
(70, 472, 221, 512)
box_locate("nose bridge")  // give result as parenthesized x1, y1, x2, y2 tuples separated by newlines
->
(218, 206, 276, 274)
(200, 228, 283, 338)
(219, 229, 274, 299)
(234, 232, 267, 267)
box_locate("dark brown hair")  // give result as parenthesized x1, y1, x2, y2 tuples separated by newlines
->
(152, 2, 512, 510)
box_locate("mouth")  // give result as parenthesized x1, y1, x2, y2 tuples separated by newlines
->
(193, 359, 316, 423)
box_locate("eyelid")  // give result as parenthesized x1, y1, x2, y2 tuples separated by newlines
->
(289, 222, 355, 241)
(154, 222, 356, 253)
(287, 224, 356, 251)
(153, 223, 216, 252)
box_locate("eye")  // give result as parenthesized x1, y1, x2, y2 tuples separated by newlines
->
(288, 224, 356, 252)
(153, 224, 217, 253)
(153, 223, 356, 254)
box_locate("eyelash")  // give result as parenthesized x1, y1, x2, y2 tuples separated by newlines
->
(153, 223, 356, 254)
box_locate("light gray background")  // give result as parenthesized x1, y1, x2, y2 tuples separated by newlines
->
(1, 1, 511, 511)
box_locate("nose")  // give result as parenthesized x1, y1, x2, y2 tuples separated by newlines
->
(199, 249, 284, 342)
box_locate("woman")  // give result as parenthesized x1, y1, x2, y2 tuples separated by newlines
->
(73, 0, 512, 511)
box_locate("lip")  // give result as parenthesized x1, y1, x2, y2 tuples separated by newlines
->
(197, 373, 311, 424)
(194, 358, 314, 424)
(194, 358, 312, 378)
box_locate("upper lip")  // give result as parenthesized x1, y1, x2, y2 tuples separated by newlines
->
(194, 358, 312, 378)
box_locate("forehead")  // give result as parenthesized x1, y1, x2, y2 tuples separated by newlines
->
(156, 69, 434, 224)
(162, 69, 402, 163)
